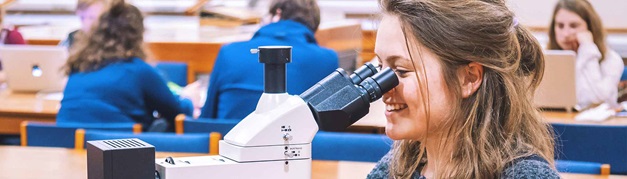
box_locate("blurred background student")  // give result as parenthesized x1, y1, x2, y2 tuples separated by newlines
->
(199, 0, 338, 119)
(59, 0, 108, 49)
(547, 0, 623, 110)
(57, 0, 188, 132)
(0, 0, 25, 83)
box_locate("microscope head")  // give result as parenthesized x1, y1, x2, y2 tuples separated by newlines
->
(256, 46, 292, 93)
(300, 63, 399, 131)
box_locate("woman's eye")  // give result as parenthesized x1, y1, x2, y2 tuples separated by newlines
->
(394, 69, 409, 76)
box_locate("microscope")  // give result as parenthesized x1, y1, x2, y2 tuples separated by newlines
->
(154, 46, 398, 178)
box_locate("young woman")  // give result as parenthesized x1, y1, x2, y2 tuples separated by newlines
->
(367, 0, 559, 178)
(59, 0, 108, 49)
(57, 1, 185, 131)
(548, 0, 623, 110)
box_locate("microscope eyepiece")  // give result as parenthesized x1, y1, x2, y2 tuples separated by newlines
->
(349, 62, 378, 85)
(357, 68, 398, 102)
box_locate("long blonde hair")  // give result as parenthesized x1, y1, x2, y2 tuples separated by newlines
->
(380, 0, 554, 178)
(64, 0, 146, 74)
(548, 0, 607, 61)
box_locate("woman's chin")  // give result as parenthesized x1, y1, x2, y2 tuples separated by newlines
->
(385, 125, 404, 140)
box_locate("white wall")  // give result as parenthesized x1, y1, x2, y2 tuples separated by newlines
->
(507, 0, 627, 29)
(5, 0, 627, 29)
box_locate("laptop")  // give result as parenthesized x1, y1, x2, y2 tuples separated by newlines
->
(0, 45, 68, 92)
(534, 50, 577, 112)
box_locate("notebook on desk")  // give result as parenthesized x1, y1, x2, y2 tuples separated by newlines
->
(0, 45, 68, 92)
(534, 50, 577, 112)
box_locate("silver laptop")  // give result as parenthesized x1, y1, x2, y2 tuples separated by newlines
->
(0, 45, 68, 92)
(534, 50, 577, 112)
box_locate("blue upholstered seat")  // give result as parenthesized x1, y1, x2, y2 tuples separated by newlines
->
(175, 115, 240, 137)
(21, 121, 140, 148)
(155, 61, 188, 86)
(555, 160, 610, 175)
(312, 131, 392, 162)
(552, 123, 627, 174)
(80, 130, 211, 153)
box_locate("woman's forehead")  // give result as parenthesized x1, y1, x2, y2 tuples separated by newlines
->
(375, 15, 411, 62)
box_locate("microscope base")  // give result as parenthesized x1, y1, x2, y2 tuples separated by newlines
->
(155, 155, 311, 179)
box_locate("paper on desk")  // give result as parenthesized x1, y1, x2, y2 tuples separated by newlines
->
(574, 103, 616, 122)
(40, 92, 64, 101)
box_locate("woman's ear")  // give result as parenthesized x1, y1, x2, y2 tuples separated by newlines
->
(459, 62, 483, 98)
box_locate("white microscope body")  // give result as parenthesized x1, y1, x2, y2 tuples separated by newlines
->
(155, 93, 317, 178)
(154, 46, 397, 179)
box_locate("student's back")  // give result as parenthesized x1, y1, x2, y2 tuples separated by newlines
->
(57, 1, 183, 130)
(58, 57, 181, 128)
(200, 19, 338, 119)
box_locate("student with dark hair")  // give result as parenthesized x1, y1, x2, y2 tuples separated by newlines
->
(199, 0, 338, 119)
(57, 1, 186, 131)
(367, 0, 559, 178)
(547, 0, 623, 110)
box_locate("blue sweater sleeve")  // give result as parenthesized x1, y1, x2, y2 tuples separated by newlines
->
(139, 62, 183, 125)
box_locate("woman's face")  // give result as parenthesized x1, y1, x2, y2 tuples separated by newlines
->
(375, 14, 451, 141)
(554, 9, 588, 50)
(77, 2, 105, 33)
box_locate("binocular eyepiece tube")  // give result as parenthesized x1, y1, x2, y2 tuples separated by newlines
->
(300, 62, 399, 131)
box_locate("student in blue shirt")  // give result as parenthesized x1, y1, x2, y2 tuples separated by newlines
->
(57, 1, 185, 131)
(199, 0, 339, 120)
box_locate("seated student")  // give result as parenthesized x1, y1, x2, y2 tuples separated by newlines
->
(199, 0, 338, 119)
(547, 0, 623, 110)
(0, 5, 26, 82)
(59, 0, 107, 49)
(367, 0, 559, 178)
(57, 1, 185, 131)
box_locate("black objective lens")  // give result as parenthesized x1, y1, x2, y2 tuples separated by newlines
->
(349, 62, 378, 84)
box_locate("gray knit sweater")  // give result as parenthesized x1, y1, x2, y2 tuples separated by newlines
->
(366, 151, 560, 179)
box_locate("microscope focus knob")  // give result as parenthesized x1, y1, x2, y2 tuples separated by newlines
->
(283, 133, 293, 141)
(284, 151, 295, 158)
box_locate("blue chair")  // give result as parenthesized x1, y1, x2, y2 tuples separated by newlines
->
(20, 121, 141, 148)
(555, 160, 610, 175)
(312, 131, 392, 162)
(155, 61, 189, 86)
(552, 123, 627, 174)
(175, 115, 240, 137)
(76, 129, 214, 154)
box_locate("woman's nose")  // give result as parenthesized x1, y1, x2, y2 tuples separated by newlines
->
(383, 87, 396, 102)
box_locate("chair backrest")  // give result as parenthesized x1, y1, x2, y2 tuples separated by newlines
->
(77, 129, 213, 154)
(555, 160, 610, 175)
(20, 121, 141, 148)
(312, 131, 392, 162)
(155, 61, 188, 86)
(552, 123, 627, 174)
(175, 115, 239, 137)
